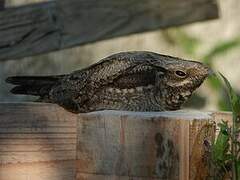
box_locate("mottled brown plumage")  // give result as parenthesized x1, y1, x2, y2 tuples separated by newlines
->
(6, 51, 211, 113)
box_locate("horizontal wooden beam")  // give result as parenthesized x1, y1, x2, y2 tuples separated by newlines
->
(0, 0, 219, 61)
(0, 103, 77, 180)
(0, 103, 231, 180)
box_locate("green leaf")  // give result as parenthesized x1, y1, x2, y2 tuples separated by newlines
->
(219, 73, 240, 180)
(203, 38, 240, 111)
(237, 161, 240, 177)
(219, 73, 240, 115)
(212, 121, 230, 163)
(207, 76, 222, 90)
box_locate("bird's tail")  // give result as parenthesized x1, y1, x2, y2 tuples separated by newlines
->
(6, 75, 64, 96)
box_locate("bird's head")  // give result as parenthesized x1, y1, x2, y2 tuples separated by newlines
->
(145, 52, 213, 110)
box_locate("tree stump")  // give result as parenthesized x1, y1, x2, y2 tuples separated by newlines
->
(76, 110, 231, 180)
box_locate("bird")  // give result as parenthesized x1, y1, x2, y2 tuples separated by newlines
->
(6, 51, 212, 113)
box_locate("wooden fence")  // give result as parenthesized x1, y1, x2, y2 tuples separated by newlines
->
(0, 103, 232, 180)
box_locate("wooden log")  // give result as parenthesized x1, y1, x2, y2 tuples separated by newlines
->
(76, 110, 232, 180)
(0, 0, 219, 61)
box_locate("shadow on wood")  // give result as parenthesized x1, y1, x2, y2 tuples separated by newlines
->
(0, 103, 77, 180)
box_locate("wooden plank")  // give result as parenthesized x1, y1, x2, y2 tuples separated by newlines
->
(0, 160, 76, 180)
(0, 138, 76, 145)
(0, 103, 77, 179)
(0, 151, 76, 164)
(0, 103, 77, 164)
(0, 0, 218, 61)
(76, 110, 232, 180)
(0, 133, 76, 139)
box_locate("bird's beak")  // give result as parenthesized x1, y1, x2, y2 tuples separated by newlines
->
(207, 67, 215, 76)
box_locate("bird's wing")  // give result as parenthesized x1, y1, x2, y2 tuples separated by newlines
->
(72, 52, 166, 90)
(49, 54, 142, 112)
(49, 52, 166, 112)
(110, 66, 159, 89)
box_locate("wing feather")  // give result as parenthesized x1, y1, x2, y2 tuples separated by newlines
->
(112, 70, 156, 89)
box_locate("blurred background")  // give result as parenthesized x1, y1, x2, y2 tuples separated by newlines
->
(1, 0, 240, 111)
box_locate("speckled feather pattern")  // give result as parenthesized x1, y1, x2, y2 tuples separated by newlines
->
(6, 51, 211, 113)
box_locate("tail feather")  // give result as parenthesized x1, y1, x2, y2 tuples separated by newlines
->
(10, 85, 52, 96)
(6, 75, 64, 96)
(6, 76, 63, 85)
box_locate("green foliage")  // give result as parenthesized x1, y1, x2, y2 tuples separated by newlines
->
(220, 73, 240, 180)
(211, 120, 231, 179)
(220, 73, 240, 121)
(203, 38, 240, 111)
(162, 29, 200, 55)
(203, 38, 240, 66)
(212, 121, 230, 164)
(210, 74, 240, 179)
(175, 30, 200, 55)
(208, 75, 231, 111)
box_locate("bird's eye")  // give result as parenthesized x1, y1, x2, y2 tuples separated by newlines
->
(175, 70, 187, 77)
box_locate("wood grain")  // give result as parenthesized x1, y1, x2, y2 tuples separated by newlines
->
(0, 0, 219, 61)
(76, 110, 232, 180)
(0, 161, 76, 180)
(0, 103, 232, 179)
(0, 103, 77, 180)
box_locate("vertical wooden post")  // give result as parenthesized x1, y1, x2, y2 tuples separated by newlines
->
(179, 120, 189, 180)
(76, 111, 222, 180)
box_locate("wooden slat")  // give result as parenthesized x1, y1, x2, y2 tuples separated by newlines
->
(0, 138, 76, 145)
(0, 0, 218, 61)
(0, 103, 77, 179)
(0, 151, 76, 164)
(0, 161, 76, 180)
(0, 103, 77, 164)
(0, 133, 76, 139)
